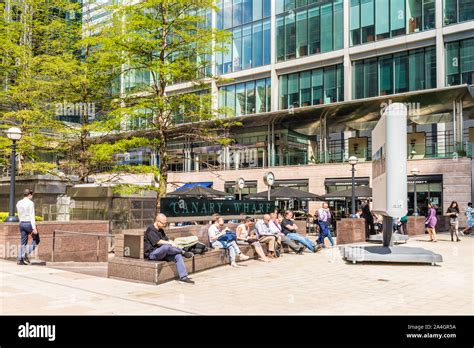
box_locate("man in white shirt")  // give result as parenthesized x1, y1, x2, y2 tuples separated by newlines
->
(16, 189, 38, 265)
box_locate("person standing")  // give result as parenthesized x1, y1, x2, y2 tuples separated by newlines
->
(462, 202, 473, 235)
(425, 202, 438, 242)
(317, 203, 335, 247)
(144, 213, 195, 284)
(446, 201, 461, 242)
(399, 215, 408, 235)
(361, 201, 375, 239)
(16, 189, 39, 265)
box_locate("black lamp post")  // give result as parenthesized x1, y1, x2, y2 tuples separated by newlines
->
(411, 168, 420, 216)
(348, 156, 358, 217)
(5, 127, 22, 222)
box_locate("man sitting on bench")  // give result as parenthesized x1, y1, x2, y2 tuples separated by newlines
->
(144, 213, 195, 284)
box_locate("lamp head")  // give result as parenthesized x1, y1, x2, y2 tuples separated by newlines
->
(348, 156, 358, 166)
(6, 127, 22, 141)
(411, 168, 420, 176)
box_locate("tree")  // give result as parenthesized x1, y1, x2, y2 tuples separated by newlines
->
(95, 0, 234, 213)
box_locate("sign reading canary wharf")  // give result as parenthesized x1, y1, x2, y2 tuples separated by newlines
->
(160, 198, 275, 217)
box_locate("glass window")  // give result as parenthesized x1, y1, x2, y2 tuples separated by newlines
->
(223, 40, 232, 74)
(444, 0, 457, 25)
(285, 0, 296, 12)
(324, 66, 336, 103)
(350, 0, 361, 46)
(296, 10, 308, 58)
(285, 12, 297, 60)
(308, 6, 321, 54)
(219, 86, 226, 116)
(263, 19, 271, 65)
(235, 82, 246, 116)
(461, 39, 474, 84)
(391, 0, 405, 36)
(276, 0, 284, 14)
(252, 21, 263, 69)
(224, 0, 233, 29)
(394, 52, 409, 93)
(253, 0, 262, 21)
(423, 0, 435, 29)
(424, 46, 436, 89)
(265, 78, 271, 111)
(300, 71, 311, 106)
(379, 55, 393, 95)
(375, 0, 390, 40)
(242, 24, 252, 70)
(242, 0, 252, 24)
(409, 49, 425, 91)
(255, 79, 266, 113)
(276, 16, 285, 62)
(446, 41, 460, 86)
(232, 27, 242, 72)
(263, 0, 271, 18)
(246, 81, 256, 114)
(353, 61, 365, 99)
(364, 58, 378, 98)
(336, 64, 344, 101)
(233, 0, 242, 27)
(407, 0, 422, 33)
(459, 0, 474, 23)
(312, 68, 323, 105)
(217, 0, 223, 29)
(226, 84, 236, 116)
(333, 0, 343, 50)
(321, 1, 333, 52)
(288, 73, 299, 107)
(280, 75, 288, 109)
(360, 0, 375, 43)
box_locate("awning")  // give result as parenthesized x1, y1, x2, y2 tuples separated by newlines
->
(175, 182, 213, 191)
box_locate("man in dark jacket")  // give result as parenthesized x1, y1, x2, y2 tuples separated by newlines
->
(144, 213, 194, 284)
(361, 201, 375, 239)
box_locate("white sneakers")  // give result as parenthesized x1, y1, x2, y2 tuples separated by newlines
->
(230, 261, 239, 267)
(238, 253, 250, 261)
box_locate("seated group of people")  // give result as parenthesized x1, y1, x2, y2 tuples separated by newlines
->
(143, 210, 325, 285)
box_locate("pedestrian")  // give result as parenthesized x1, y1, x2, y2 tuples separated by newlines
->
(462, 202, 473, 235)
(425, 202, 438, 242)
(16, 189, 39, 265)
(144, 213, 195, 284)
(317, 203, 335, 247)
(399, 215, 408, 235)
(361, 200, 375, 239)
(446, 201, 461, 242)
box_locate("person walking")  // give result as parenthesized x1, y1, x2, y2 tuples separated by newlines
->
(144, 213, 195, 284)
(462, 202, 473, 235)
(425, 202, 438, 242)
(317, 203, 335, 247)
(16, 189, 39, 265)
(446, 201, 461, 242)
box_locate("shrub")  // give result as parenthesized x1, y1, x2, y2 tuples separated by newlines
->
(0, 213, 44, 222)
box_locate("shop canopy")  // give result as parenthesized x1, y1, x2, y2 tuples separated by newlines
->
(248, 186, 324, 201)
(322, 186, 372, 200)
(175, 182, 213, 190)
(167, 185, 232, 199)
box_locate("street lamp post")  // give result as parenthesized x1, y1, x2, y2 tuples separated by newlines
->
(348, 156, 358, 217)
(5, 127, 22, 222)
(411, 168, 420, 216)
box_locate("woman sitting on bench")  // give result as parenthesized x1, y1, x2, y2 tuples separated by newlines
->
(208, 216, 250, 268)
(236, 217, 271, 262)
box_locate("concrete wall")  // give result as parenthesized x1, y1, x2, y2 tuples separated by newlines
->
(0, 221, 109, 262)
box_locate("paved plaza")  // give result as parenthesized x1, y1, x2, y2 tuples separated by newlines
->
(1, 233, 472, 315)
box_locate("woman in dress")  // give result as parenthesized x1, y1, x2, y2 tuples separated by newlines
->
(425, 202, 438, 242)
(236, 217, 270, 262)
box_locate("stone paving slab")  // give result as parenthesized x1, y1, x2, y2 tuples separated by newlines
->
(0, 233, 472, 315)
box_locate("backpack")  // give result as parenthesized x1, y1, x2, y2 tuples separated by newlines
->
(217, 230, 237, 243)
(174, 235, 199, 249)
(183, 242, 208, 255)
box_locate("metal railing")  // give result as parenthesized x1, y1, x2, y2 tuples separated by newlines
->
(52, 230, 115, 262)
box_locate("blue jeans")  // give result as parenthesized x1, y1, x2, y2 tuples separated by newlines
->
(286, 233, 315, 252)
(212, 240, 241, 263)
(318, 221, 335, 246)
(18, 222, 37, 261)
(147, 244, 188, 279)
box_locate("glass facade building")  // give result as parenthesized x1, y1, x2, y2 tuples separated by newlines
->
(446, 38, 474, 86)
(276, 0, 343, 61)
(219, 78, 272, 116)
(353, 46, 436, 99)
(444, 0, 474, 25)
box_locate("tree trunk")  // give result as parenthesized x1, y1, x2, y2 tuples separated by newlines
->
(155, 132, 167, 217)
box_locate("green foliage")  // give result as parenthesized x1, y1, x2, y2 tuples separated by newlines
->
(0, 212, 44, 222)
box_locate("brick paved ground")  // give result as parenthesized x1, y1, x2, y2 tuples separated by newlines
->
(1, 232, 472, 315)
